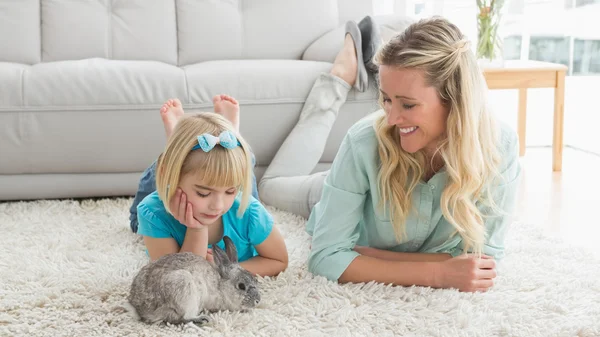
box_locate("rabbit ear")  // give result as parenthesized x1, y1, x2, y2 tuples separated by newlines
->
(212, 244, 230, 268)
(223, 236, 238, 264)
(212, 243, 233, 279)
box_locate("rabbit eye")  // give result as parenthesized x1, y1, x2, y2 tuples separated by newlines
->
(237, 283, 246, 291)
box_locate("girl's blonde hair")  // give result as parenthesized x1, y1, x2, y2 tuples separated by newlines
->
(373, 16, 503, 255)
(155, 113, 253, 218)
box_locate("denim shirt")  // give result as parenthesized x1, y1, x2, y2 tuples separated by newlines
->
(306, 111, 522, 281)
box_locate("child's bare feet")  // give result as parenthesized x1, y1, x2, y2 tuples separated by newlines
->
(160, 99, 185, 138)
(213, 95, 240, 132)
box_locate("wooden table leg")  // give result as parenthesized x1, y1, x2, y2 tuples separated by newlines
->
(518, 88, 528, 156)
(553, 70, 566, 172)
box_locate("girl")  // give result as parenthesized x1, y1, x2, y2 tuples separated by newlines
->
(135, 106, 288, 277)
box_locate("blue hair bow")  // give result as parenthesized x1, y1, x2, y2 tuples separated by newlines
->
(192, 131, 241, 152)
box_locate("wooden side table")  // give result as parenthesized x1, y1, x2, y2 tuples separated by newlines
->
(482, 60, 568, 171)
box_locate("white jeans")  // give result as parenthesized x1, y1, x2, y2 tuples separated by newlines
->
(258, 73, 351, 218)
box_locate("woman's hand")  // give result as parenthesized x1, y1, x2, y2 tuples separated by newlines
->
(169, 188, 206, 230)
(435, 254, 497, 292)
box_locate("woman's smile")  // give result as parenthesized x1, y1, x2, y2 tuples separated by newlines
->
(398, 126, 418, 135)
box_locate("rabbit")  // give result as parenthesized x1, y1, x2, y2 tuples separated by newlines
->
(126, 236, 261, 326)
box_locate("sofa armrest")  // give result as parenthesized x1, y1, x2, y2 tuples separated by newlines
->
(301, 15, 416, 63)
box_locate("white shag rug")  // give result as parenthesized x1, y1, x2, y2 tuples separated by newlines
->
(1, 198, 599, 337)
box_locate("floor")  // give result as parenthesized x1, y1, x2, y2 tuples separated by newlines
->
(515, 146, 600, 258)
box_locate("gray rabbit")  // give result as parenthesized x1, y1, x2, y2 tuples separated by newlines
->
(126, 236, 260, 325)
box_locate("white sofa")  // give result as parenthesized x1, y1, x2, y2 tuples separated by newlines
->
(0, 0, 412, 201)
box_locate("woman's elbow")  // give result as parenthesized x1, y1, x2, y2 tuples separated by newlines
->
(307, 252, 338, 282)
(307, 252, 322, 276)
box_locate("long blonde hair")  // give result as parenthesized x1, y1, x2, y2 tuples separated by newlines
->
(155, 113, 253, 218)
(373, 16, 503, 255)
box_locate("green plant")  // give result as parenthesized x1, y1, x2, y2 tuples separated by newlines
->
(476, 0, 505, 60)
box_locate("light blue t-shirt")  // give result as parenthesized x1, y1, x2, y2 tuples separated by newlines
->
(137, 191, 273, 262)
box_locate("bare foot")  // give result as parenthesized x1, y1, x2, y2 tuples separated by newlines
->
(160, 99, 185, 139)
(330, 34, 358, 87)
(213, 94, 240, 132)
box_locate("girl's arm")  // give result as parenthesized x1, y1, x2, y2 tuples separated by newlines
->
(143, 237, 179, 262)
(179, 227, 208, 256)
(240, 226, 288, 277)
(143, 228, 208, 262)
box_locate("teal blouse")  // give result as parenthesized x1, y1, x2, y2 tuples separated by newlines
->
(306, 111, 522, 281)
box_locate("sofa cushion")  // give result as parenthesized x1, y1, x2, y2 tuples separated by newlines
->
(111, 0, 178, 64)
(0, 62, 380, 196)
(0, 108, 170, 175)
(177, 0, 339, 65)
(184, 60, 334, 105)
(0, 0, 40, 64)
(0, 63, 28, 107)
(241, 0, 339, 60)
(176, 0, 243, 65)
(22, 59, 187, 107)
(302, 25, 346, 64)
(41, 0, 177, 65)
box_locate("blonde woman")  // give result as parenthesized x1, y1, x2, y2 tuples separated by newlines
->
(259, 16, 521, 292)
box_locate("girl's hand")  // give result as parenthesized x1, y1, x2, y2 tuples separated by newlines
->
(206, 248, 214, 264)
(435, 254, 497, 292)
(169, 188, 207, 230)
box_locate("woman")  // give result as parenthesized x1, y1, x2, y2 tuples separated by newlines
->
(259, 16, 521, 292)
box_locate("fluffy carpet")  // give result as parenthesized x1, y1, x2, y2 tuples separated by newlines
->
(1, 198, 599, 337)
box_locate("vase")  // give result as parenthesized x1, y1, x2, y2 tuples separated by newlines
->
(476, 0, 505, 68)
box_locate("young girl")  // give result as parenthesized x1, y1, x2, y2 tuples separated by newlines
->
(135, 99, 288, 277)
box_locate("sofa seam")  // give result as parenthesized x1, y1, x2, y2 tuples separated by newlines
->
(0, 98, 376, 112)
(0, 171, 156, 176)
(0, 165, 333, 176)
(240, 0, 245, 59)
(174, 0, 188, 97)
(38, 0, 42, 64)
(183, 68, 190, 103)
(107, 0, 112, 59)
(174, 0, 180, 67)
(21, 66, 25, 107)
